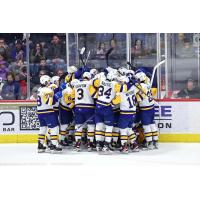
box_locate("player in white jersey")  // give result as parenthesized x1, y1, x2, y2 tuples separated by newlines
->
(37, 75, 62, 153)
(135, 71, 159, 149)
(72, 72, 96, 151)
(93, 71, 122, 153)
(117, 77, 140, 153)
(44, 76, 60, 147)
(58, 78, 74, 147)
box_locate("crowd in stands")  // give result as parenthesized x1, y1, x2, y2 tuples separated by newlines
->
(0, 33, 199, 100)
(0, 34, 67, 100)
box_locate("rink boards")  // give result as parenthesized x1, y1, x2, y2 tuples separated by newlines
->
(0, 100, 200, 143)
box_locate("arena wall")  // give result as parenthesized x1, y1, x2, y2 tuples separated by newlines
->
(0, 100, 200, 143)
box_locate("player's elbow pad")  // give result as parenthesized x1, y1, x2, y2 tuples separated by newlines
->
(89, 85, 98, 98)
(112, 95, 121, 105)
(93, 79, 100, 88)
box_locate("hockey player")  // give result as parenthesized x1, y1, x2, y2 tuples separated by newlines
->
(93, 70, 123, 153)
(134, 71, 159, 149)
(57, 76, 75, 147)
(111, 104, 120, 150)
(51, 76, 60, 115)
(37, 75, 62, 153)
(71, 72, 96, 151)
(45, 76, 60, 147)
(117, 75, 140, 153)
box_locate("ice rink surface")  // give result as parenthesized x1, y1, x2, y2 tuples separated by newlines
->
(0, 143, 200, 166)
(1, 143, 200, 200)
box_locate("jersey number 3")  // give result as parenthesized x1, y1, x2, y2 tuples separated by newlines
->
(77, 88, 84, 100)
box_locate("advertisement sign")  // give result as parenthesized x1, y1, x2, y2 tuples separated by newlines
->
(0, 106, 39, 134)
(0, 100, 200, 142)
(155, 101, 200, 134)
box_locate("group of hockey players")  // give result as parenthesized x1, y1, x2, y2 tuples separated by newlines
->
(36, 64, 159, 154)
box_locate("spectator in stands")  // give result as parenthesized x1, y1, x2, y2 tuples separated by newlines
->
(30, 58, 54, 89)
(176, 38, 195, 58)
(0, 54, 9, 81)
(9, 59, 25, 75)
(176, 78, 200, 98)
(30, 86, 38, 100)
(40, 41, 48, 54)
(31, 69, 47, 88)
(1, 72, 20, 100)
(38, 58, 54, 77)
(56, 68, 64, 77)
(0, 38, 10, 62)
(108, 38, 124, 68)
(47, 34, 65, 70)
(131, 39, 147, 58)
(96, 42, 106, 58)
(11, 39, 26, 62)
(18, 65, 27, 99)
(30, 43, 46, 63)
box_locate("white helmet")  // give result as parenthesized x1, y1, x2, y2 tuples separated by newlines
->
(51, 76, 60, 85)
(118, 67, 127, 76)
(90, 68, 98, 76)
(106, 66, 113, 73)
(67, 66, 77, 74)
(117, 75, 128, 83)
(40, 75, 51, 86)
(135, 72, 146, 82)
(82, 72, 91, 80)
(71, 79, 80, 87)
(126, 70, 135, 76)
(106, 72, 116, 81)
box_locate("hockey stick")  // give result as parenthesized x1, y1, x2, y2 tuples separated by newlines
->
(79, 47, 86, 66)
(134, 82, 160, 107)
(105, 47, 113, 67)
(67, 114, 95, 132)
(150, 60, 165, 87)
(127, 61, 137, 72)
(85, 50, 90, 66)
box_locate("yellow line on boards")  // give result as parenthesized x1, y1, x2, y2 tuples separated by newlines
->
(0, 134, 200, 143)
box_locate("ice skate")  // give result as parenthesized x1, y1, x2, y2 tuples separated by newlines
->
(101, 142, 112, 154)
(120, 143, 129, 154)
(37, 142, 46, 153)
(153, 141, 159, 149)
(87, 141, 94, 152)
(75, 140, 81, 152)
(130, 142, 140, 152)
(58, 140, 69, 148)
(96, 141, 102, 152)
(49, 144, 62, 153)
(142, 141, 154, 150)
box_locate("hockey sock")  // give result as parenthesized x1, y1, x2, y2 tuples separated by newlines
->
(87, 124, 95, 142)
(75, 124, 83, 142)
(60, 124, 69, 141)
(150, 123, 159, 141)
(112, 127, 120, 143)
(128, 128, 136, 144)
(143, 125, 153, 142)
(38, 126, 47, 144)
(95, 123, 105, 142)
(120, 128, 128, 146)
(105, 125, 113, 143)
(50, 126, 59, 146)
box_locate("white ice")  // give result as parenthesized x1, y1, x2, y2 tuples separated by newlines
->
(0, 143, 200, 166)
